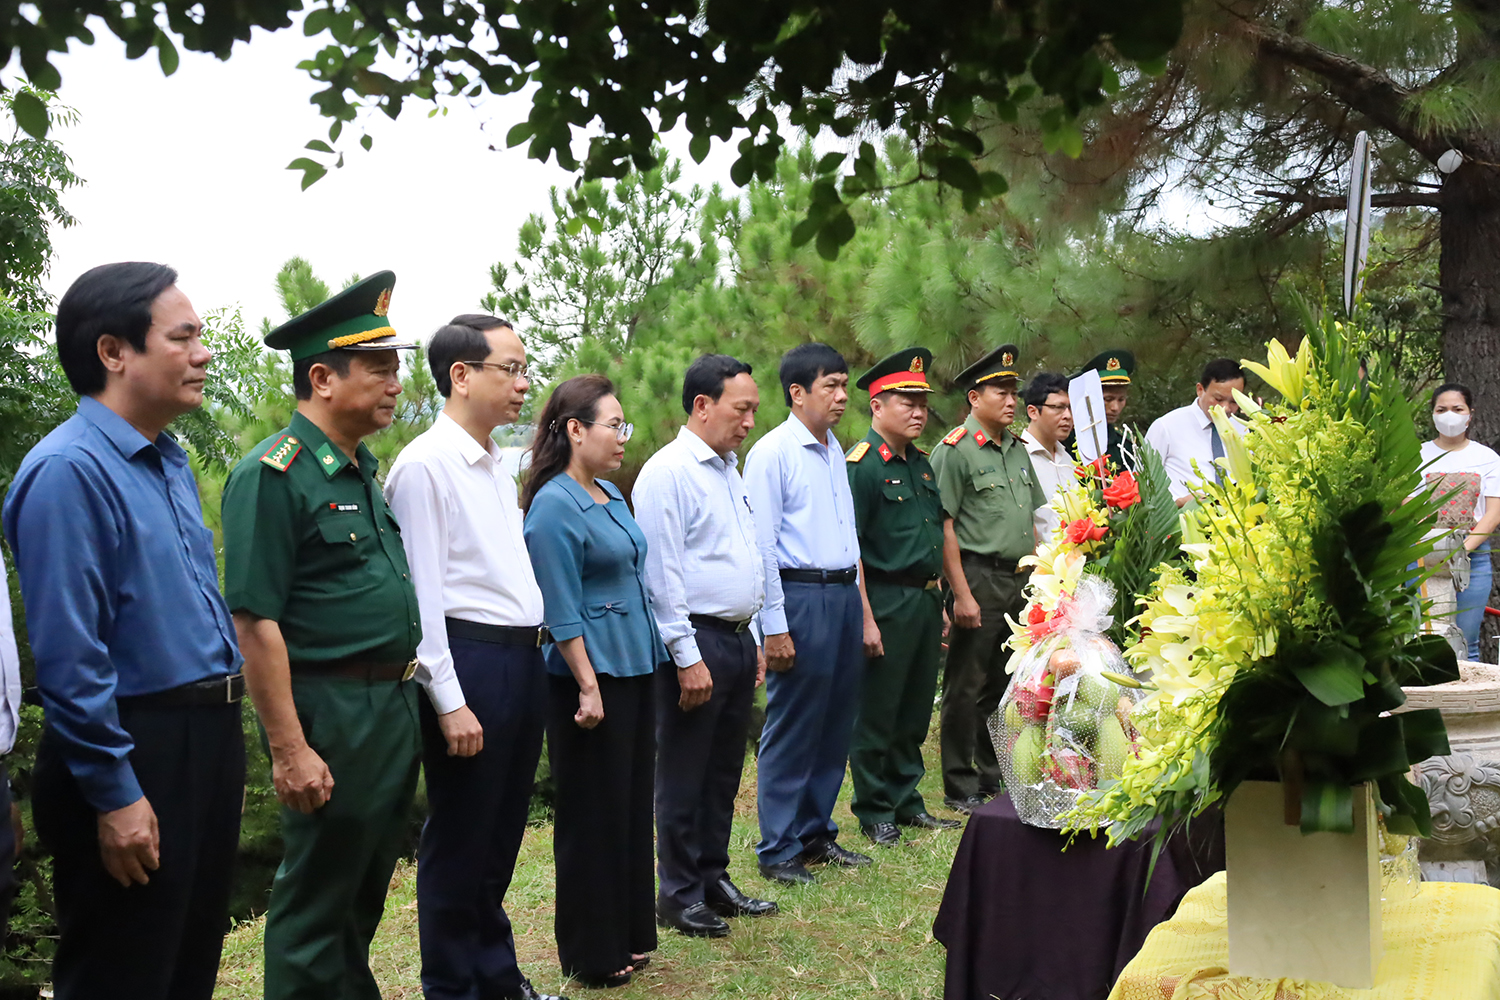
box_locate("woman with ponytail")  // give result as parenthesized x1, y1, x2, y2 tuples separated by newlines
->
(522, 375, 666, 988)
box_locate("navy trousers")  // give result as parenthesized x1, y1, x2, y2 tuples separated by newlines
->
(756, 579, 864, 866)
(417, 635, 546, 1000)
(655, 626, 758, 910)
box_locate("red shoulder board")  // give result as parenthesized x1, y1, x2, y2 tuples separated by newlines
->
(973, 431, 988, 447)
(878, 442, 893, 462)
(915, 444, 929, 455)
(258, 433, 302, 472)
(941, 427, 968, 446)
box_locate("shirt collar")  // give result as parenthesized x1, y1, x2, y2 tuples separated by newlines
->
(1190, 401, 1213, 430)
(289, 410, 377, 479)
(785, 413, 832, 450)
(964, 413, 1012, 450)
(550, 472, 624, 511)
(676, 425, 737, 470)
(1020, 428, 1060, 460)
(77, 396, 184, 464)
(436, 411, 499, 467)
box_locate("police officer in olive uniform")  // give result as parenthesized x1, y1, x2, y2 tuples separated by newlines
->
(222, 272, 425, 1000)
(846, 348, 963, 846)
(931, 345, 1046, 814)
(1068, 349, 1138, 472)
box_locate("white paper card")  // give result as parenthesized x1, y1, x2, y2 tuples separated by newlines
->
(1069, 369, 1107, 463)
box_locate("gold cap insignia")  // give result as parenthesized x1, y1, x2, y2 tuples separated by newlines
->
(1106, 356, 1121, 371)
(373, 289, 392, 318)
(910, 356, 924, 373)
(1002, 352, 1014, 367)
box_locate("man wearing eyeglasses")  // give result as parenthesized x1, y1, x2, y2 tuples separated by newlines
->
(1019, 372, 1077, 537)
(383, 316, 567, 1000)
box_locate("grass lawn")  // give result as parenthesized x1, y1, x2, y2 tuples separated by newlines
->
(215, 724, 962, 999)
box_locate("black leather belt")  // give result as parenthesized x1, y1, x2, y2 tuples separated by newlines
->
(294, 658, 417, 682)
(960, 551, 1024, 574)
(446, 617, 550, 648)
(863, 566, 941, 590)
(779, 567, 858, 585)
(689, 613, 753, 634)
(118, 673, 244, 708)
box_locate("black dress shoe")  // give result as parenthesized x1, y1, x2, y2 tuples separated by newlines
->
(705, 877, 779, 917)
(657, 900, 730, 938)
(943, 795, 988, 815)
(861, 822, 902, 846)
(516, 979, 571, 1000)
(900, 811, 963, 830)
(802, 838, 873, 867)
(759, 858, 815, 884)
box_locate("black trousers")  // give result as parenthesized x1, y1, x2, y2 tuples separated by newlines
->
(654, 627, 757, 910)
(417, 636, 546, 1000)
(546, 671, 656, 979)
(33, 700, 245, 1000)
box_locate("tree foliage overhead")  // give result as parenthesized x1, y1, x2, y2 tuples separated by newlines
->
(4, 0, 1184, 256)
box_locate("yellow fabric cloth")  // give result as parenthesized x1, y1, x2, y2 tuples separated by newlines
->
(1110, 871, 1500, 1000)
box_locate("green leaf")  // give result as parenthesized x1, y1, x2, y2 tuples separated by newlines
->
(816, 151, 845, 174)
(305, 139, 335, 154)
(286, 157, 328, 190)
(1398, 707, 1450, 762)
(935, 156, 979, 191)
(978, 170, 1009, 197)
(815, 210, 855, 260)
(729, 154, 753, 187)
(1292, 643, 1366, 706)
(157, 36, 180, 76)
(1300, 780, 1354, 834)
(505, 121, 533, 148)
(11, 91, 48, 139)
(688, 132, 710, 164)
(790, 214, 820, 248)
(360, 134, 373, 151)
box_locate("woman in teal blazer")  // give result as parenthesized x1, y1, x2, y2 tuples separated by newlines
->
(522, 375, 667, 989)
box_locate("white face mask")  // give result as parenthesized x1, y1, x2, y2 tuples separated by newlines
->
(1434, 410, 1470, 437)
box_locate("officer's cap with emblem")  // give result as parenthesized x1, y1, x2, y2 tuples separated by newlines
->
(263, 270, 419, 362)
(955, 343, 1022, 392)
(1077, 349, 1135, 386)
(856, 347, 935, 395)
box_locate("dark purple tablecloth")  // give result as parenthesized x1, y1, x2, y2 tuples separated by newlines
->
(932, 795, 1224, 1000)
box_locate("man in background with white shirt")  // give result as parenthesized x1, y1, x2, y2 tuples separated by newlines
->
(635, 354, 776, 939)
(1145, 358, 1245, 505)
(0, 556, 23, 940)
(385, 316, 566, 1000)
(1019, 372, 1076, 535)
(743, 344, 872, 885)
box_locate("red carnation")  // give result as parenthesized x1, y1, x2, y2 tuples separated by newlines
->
(1028, 603, 1048, 626)
(1102, 471, 1142, 510)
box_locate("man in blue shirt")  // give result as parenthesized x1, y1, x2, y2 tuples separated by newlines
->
(3, 262, 245, 1000)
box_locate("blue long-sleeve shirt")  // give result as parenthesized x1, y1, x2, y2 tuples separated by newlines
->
(2, 397, 241, 812)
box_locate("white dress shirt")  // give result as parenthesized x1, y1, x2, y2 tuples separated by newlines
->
(1022, 428, 1077, 536)
(634, 426, 765, 668)
(0, 554, 21, 755)
(742, 414, 860, 636)
(1145, 401, 1242, 500)
(385, 412, 545, 714)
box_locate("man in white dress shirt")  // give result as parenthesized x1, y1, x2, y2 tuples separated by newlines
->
(384, 316, 566, 1000)
(1144, 358, 1246, 505)
(0, 555, 23, 937)
(743, 343, 872, 885)
(635, 354, 776, 939)
(1019, 372, 1077, 535)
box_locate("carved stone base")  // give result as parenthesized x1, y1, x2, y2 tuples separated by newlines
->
(1413, 753, 1500, 886)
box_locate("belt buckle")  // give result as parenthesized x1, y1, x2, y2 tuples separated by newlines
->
(402, 658, 418, 682)
(925, 579, 940, 590)
(225, 675, 236, 703)
(735, 618, 749, 633)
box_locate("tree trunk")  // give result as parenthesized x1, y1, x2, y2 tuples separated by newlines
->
(1438, 159, 1500, 451)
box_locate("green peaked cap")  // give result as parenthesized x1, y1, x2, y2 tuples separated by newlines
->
(955, 343, 1022, 391)
(263, 270, 419, 361)
(1076, 349, 1135, 385)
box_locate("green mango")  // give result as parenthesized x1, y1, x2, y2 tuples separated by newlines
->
(1058, 698, 1099, 745)
(1075, 672, 1115, 712)
(1012, 725, 1045, 784)
(1096, 715, 1129, 780)
(1004, 700, 1024, 735)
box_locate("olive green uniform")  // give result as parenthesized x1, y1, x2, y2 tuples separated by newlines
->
(931, 415, 1045, 801)
(223, 410, 422, 1000)
(847, 428, 946, 826)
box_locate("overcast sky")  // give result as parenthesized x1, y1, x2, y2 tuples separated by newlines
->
(23, 22, 739, 340)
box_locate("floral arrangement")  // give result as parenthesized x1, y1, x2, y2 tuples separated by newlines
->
(1062, 313, 1458, 846)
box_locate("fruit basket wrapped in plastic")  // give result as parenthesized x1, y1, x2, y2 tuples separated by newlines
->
(991, 577, 1144, 828)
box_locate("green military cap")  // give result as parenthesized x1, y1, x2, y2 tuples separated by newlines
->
(263, 270, 419, 361)
(1077, 348, 1135, 385)
(955, 343, 1021, 391)
(856, 346, 935, 395)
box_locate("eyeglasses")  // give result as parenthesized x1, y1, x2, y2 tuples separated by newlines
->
(1037, 402, 1072, 413)
(580, 420, 634, 443)
(463, 360, 530, 379)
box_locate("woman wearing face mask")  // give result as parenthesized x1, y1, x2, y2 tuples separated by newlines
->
(1422, 383, 1500, 660)
(522, 375, 667, 989)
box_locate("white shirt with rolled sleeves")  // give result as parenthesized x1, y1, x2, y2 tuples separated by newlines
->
(1145, 401, 1243, 501)
(742, 414, 860, 637)
(634, 426, 765, 668)
(0, 554, 21, 755)
(384, 412, 545, 715)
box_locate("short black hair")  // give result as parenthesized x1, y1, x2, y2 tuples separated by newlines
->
(449, 313, 512, 331)
(1432, 382, 1473, 409)
(779, 343, 847, 407)
(428, 323, 497, 397)
(1023, 372, 1070, 409)
(55, 262, 179, 395)
(1200, 358, 1245, 387)
(682, 354, 753, 414)
(292, 349, 355, 401)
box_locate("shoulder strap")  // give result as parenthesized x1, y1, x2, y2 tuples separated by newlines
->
(258, 433, 303, 472)
(847, 441, 870, 463)
(941, 427, 968, 447)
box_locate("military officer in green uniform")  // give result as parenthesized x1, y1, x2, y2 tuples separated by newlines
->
(1069, 349, 1138, 471)
(931, 344, 1046, 814)
(846, 348, 963, 847)
(222, 271, 424, 1000)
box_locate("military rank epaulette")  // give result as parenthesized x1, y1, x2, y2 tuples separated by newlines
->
(847, 441, 871, 463)
(1012, 430, 1026, 442)
(941, 427, 968, 446)
(258, 433, 303, 472)
(915, 444, 929, 455)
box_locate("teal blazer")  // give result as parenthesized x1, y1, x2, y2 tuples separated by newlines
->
(523, 474, 668, 678)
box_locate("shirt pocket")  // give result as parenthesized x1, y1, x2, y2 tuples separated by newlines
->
(970, 464, 1002, 492)
(316, 515, 370, 547)
(881, 481, 916, 504)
